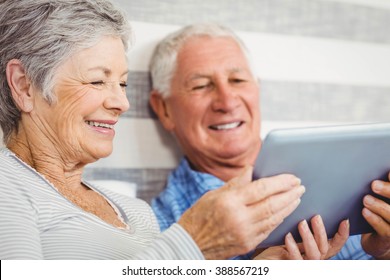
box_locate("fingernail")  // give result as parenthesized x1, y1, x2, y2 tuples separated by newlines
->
(340, 219, 350, 235)
(373, 181, 383, 192)
(296, 185, 305, 196)
(364, 195, 374, 205)
(362, 208, 372, 217)
(301, 219, 309, 231)
(314, 214, 323, 225)
(294, 185, 305, 197)
(293, 177, 301, 186)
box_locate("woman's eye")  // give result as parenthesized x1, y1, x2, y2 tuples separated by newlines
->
(90, 81, 105, 86)
(120, 82, 128, 88)
(88, 80, 127, 92)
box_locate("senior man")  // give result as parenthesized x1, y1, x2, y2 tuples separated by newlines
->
(148, 23, 390, 260)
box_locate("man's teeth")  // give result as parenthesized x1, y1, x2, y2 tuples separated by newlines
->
(210, 121, 241, 130)
(85, 121, 114, 129)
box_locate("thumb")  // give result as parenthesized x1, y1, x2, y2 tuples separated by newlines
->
(227, 165, 253, 190)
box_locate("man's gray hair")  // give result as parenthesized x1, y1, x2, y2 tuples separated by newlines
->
(0, 0, 132, 144)
(149, 23, 257, 98)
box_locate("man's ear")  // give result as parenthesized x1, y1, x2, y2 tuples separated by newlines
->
(149, 90, 175, 131)
(6, 59, 34, 112)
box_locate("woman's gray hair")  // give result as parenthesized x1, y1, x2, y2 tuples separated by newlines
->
(0, 0, 132, 144)
(149, 23, 257, 99)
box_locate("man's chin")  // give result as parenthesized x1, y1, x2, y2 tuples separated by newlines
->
(215, 143, 260, 162)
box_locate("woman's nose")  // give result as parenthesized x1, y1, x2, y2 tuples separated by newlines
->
(104, 82, 130, 114)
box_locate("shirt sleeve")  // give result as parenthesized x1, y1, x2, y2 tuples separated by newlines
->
(133, 223, 205, 260)
(0, 177, 44, 259)
(331, 235, 373, 260)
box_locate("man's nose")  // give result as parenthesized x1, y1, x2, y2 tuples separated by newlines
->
(211, 82, 240, 113)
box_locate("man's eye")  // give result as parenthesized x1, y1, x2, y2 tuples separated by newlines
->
(231, 78, 245, 83)
(193, 85, 206, 90)
(192, 84, 212, 91)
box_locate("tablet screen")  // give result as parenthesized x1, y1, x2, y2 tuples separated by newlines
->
(253, 122, 390, 247)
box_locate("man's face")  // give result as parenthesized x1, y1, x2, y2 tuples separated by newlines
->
(161, 36, 261, 170)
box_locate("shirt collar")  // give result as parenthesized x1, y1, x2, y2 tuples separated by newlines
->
(180, 157, 225, 194)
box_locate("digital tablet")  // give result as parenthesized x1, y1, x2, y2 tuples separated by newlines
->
(253, 122, 390, 247)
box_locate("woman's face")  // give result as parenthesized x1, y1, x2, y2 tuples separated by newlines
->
(32, 36, 129, 164)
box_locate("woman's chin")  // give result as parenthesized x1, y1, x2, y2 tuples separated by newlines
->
(89, 145, 113, 161)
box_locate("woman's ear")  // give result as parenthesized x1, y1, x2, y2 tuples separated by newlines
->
(6, 59, 34, 112)
(149, 89, 175, 131)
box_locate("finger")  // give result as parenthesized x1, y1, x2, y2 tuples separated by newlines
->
(327, 219, 349, 258)
(253, 198, 302, 243)
(248, 186, 305, 222)
(310, 215, 329, 257)
(285, 232, 303, 260)
(298, 219, 322, 259)
(363, 195, 390, 223)
(239, 174, 301, 205)
(371, 180, 390, 199)
(362, 208, 390, 236)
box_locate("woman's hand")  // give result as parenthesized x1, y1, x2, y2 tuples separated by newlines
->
(178, 166, 305, 260)
(254, 215, 349, 260)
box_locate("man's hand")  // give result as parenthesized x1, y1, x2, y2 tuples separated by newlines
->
(361, 172, 390, 259)
(254, 215, 349, 260)
(178, 166, 305, 260)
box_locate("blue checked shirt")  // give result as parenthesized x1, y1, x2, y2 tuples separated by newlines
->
(152, 157, 373, 260)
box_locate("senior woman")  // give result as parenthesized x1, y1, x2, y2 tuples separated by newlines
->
(0, 0, 305, 259)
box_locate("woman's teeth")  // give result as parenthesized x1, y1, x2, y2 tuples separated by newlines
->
(85, 121, 114, 129)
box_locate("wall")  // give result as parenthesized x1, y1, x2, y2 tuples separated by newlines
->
(2, 0, 390, 203)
